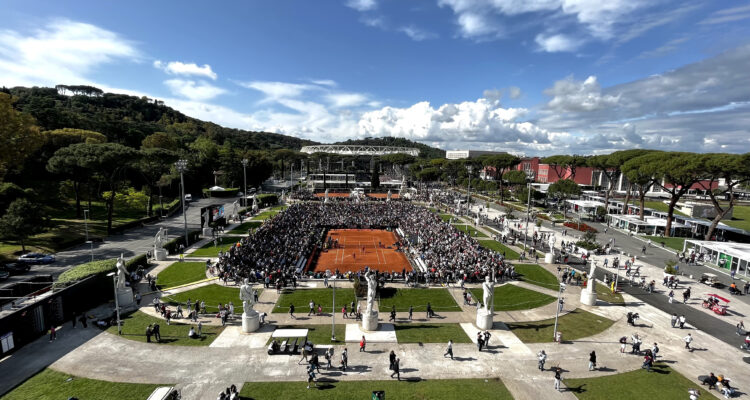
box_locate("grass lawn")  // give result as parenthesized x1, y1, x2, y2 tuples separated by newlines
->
(644, 236, 686, 252)
(239, 378, 513, 400)
(163, 285, 251, 314)
(507, 308, 615, 343)
(156, 262, 207, 288)
(478, 240, 520, 260)
(189, 236, 242, 257)
(630, 201, 689, 217)
(565, 363, 719, 400)
(394, 323, 472, 343)
(439, 213, 454, 222)
(227, 221, 263, 234)
(596, 282, 625, 304)
(253, 205, 289, 221)
(109, 310, 223, 346)
(274, 288, 356, 314)
(724, 205, 750, 232)
(0, 368, 164, 400)
(470, 284, 555, 311)
(514, 264, 559, 290)
(453, 224, 488, 238)
(378, 288, 461, 313)
(266, 324, 346, 345)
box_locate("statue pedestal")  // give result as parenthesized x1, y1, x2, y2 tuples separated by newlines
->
(361, 311, 379, 331)
(242, 311, 260, 333)
(544, 252, 554, 264)
(116, 287, 134, 307)
(154, 248, 167, 261)
(476, 309, 494, 330)
(202, 228, 213, 237)
(580, 289, 597, 306)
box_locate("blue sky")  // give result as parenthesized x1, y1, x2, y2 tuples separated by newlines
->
(2, 0, 750, 155)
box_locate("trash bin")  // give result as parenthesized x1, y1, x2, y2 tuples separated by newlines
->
(372, 390, 385, 400)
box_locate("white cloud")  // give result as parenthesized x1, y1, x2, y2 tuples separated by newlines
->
(508, 86, 522, 99)
(535, 33, 583, 52)
(700, 4, 750, 25)
(398, 26, 438, 41)
(164, 79, 227, 101)
(439, 0, 656, 42)
(544, 75, 619, 111)
(238, 81, 317, 102)
(346, 0, 377, 11)
(0, 19, 138, 87)
(326, 93, 369, 108)
(311, 79, 337, 87)
(358, 98, 553, 149)
(153, 60, 217, 80)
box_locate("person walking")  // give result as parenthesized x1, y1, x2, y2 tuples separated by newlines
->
(671, 314, 678, 328)
(477, 332, 484, 351)
(289, 304, 296, 319)
(619, 336, 627, 353)
(679, 315, 687, 329)
(737, 321, 745, 336)
(537, 350, 547, 371)
(360, 335, 367, 352)
(340, 348, 348, 371)
(153, 323, 161, 342)
(589, 350, 597, 371)
(652, 343, 659, 360)
(668, 290, 674, 304)
(444, 340, 454, 360)
(408, 305, 413, 321)
(483, 331, 491, 347)
(389, 350, 396, 370)
(684, 333, 693, 351)
(553, 366, 563, 392)
(306, 364, 317, 389)
(78, 313, 88, 328)
(308, 299, 315, 316)
(390, 358, 400, 381)
(145, 324, 152, 343)
(389, 305, 396, 322)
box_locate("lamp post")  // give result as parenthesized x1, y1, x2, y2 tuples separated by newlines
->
(86, 240, 94, 262)
(523, 172, 533, 252)
(241, 159, 249, 208)
(466, 164, 473, 216)
(83, 209, 90, 242)
(107, 272, 122, 335)
(175, 159, 189, 246)
(331, 274, 337, 341)
(553, 283, 566, 341)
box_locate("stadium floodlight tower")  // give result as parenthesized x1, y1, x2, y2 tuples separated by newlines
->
(241, 158, 249, 207)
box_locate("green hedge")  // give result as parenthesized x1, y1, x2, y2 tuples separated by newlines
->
(56, 253, 150, 286)
(256, 193, 278, 207)
(164, 230, 202, 254)
(203, 188, 239, 198)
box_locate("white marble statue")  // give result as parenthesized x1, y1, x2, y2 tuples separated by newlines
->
(115, 254, 128, 289)
(548, 233, 557, 251)
(482, 275, 495, 313)
(387, 190, 392, 201)
(202, 208, 211, 228)
(365, 270, 378, 314)
(324, 189, 330, 203)
(587, 262, 597, 291)
(154, 227, 167, 250)
(251, 195, 258, 212)
(239, 279, 255, 313)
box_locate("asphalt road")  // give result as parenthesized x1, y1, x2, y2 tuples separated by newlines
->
(1, 197, 239, 288)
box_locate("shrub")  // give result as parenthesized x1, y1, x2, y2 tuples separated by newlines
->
(56, 253, 152, 286)
(576, 240, 600, 251)
(164, 230, 202, 254)
(256, 193, 278, 208)
(664, 259, 678, 275)
(563, 221, 598, 233)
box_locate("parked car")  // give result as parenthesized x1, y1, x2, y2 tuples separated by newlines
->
(146, 387, 180, 400)
(184, 194, 193, 202)
(17, 252, 55, 264)
(2, 263, 31, 275)
(0, 270, 9, 280)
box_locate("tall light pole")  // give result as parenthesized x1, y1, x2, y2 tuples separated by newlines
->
(83, 209, 90, 242)
(331, 274, 337, 341)
(107, 272, 122, 335)
(241, 159, 249, 208)
(466, 164, 473, 215)
(175, 159, 189, 246)
(523, 172, 533, 252)
(553, 283, 566, 341)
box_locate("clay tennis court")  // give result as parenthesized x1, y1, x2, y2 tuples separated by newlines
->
(313, 192, 400, 199)
(312, 229, 412, 273)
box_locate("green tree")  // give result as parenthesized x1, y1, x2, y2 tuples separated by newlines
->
(480, 154, 521, 204)
(622, 152, 663, 221)
(137, 148, 178, 216)
(141, 132, 178, 150)
(503, 170, 528, 198)
(47, 145, 96, 218)
(599, 149, 655, 215)
(650, 152, 703, 237)
(45, 128, 107, 147)
(0, 199, 48, 252)
(548, 179, 582, 217)
(0, 93, 44, 180)
(697, 153, 750, 240)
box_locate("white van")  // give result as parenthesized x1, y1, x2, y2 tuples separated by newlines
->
(184, 194, 193, 202)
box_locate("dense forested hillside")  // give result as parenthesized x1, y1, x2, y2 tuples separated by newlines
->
(3, 85, 315, 150)
(335, 137, 445, 159)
